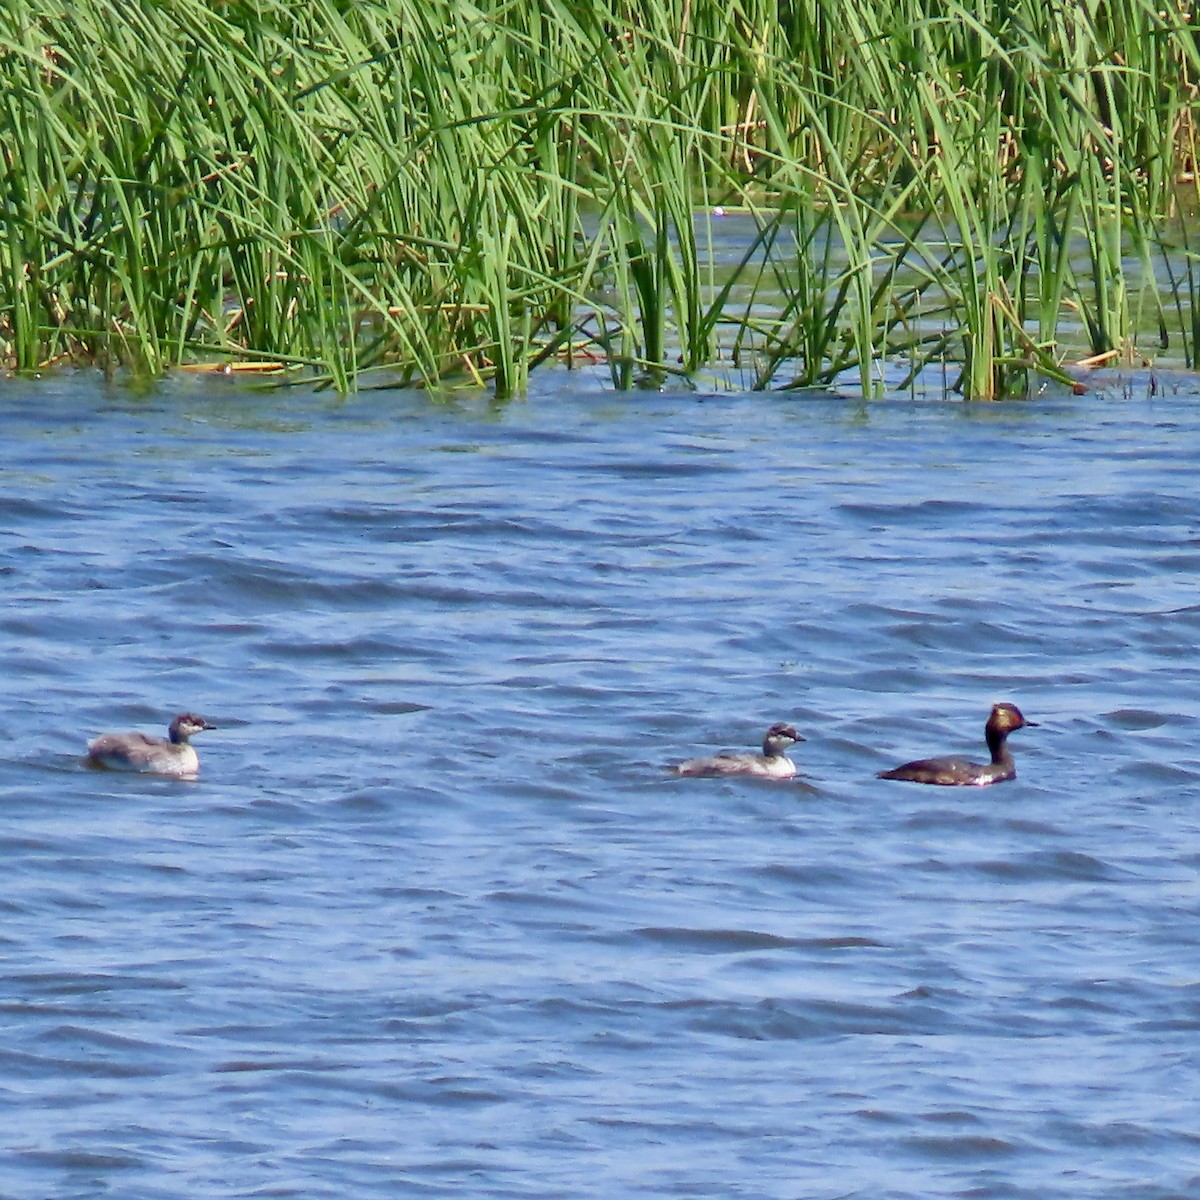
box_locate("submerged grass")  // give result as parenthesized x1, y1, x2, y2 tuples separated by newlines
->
(0, 0, 1198, 397)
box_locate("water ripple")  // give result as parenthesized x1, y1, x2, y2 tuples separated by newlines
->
(1, 382, 1199, 1198)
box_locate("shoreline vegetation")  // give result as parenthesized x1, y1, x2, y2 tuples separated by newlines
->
(1, 0, 1198, 399)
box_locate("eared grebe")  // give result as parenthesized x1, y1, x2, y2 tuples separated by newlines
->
(86, 713, 215, 778)
(673, 722, 804, 779)
(877, 702, 1036, 786)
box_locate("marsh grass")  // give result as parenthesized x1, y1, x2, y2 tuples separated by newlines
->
(1, 0, 1198, 397)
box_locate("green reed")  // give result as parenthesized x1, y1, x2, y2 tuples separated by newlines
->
(1, 0, 1198, 397)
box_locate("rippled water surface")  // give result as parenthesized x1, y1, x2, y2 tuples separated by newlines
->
(4, 369, 1200, 1199)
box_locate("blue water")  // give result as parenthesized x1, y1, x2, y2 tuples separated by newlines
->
(3, 368, 1200, 1199)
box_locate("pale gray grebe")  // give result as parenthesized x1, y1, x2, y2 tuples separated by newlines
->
(673, 722, 804, 779)
(86, 713, 215, 778)
(877, 702, 1036, 786)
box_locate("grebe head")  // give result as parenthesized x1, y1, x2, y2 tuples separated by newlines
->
(168, 713, 215, 743)
(986, 703, 1035, 738)
(762, 722, 803, 756)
